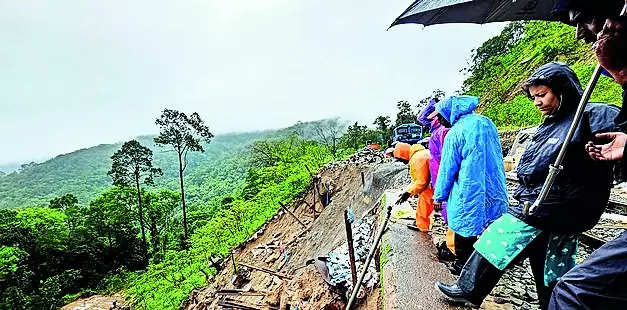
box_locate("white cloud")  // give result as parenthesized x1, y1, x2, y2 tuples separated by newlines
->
(0, 0, 505, 164)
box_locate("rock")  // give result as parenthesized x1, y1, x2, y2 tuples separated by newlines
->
(493, 296, 510, 304)
(493, 286, 508, 297)
(526, 291, 538, 300)
(265, 251, 281, 264)
(510, 297, 524, 306)
(513, 285, 526, 297)
(272, 276, 283, 288)
(231, 266, 251, 288)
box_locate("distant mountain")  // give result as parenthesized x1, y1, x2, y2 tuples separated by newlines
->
(0, 162, 21, 174)
(0, 121, 320, 209)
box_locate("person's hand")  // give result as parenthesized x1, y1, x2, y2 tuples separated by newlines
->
(433, 201, 443, 212)
(396, 192, 411, 205)
(585, 132, 627, 161)
(594, 16, 627, 85)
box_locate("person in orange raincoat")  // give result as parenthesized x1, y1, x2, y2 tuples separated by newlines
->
(395, 144, 434, 232)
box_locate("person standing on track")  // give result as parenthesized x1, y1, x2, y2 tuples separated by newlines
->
(431, 95, 508, 275)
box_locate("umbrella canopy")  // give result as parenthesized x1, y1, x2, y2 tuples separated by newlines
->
(390, 0, 561, 27)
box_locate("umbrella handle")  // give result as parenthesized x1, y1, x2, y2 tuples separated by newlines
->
(527, 3, 627, 216)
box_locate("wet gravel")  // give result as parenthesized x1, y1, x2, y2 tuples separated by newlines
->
(425, 179, 626, 310)
(430, 213, 543, 310)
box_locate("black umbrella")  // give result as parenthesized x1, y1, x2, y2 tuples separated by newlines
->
(389, 0, 627, 216)
(390, 0, 561, 27)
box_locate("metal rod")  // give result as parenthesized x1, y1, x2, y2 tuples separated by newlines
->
(344, 209, 358, 286)
(306, 165, 319, 218)
(345, 204, 393, 310)
(279, 202, 307, 228)
(312, 182, 318, 219)
(526, 3, 627, 215)
(231, 251, 237, 274)
(325, 182, 330, 206)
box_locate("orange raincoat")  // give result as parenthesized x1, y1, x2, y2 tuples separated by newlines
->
(406, 144, 434, 232)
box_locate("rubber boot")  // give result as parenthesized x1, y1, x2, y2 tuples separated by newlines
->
(457, 251, 504, 306)
(451, 234, 477, 275)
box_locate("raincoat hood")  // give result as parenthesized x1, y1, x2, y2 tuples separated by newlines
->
(409, 144, 425, 159)
(523, 62, 584, 118)
(433, 105, 507, 237)
(417, 99, 437, 127)
(435, 96, 479, 125)
(393, 142, 411, 161)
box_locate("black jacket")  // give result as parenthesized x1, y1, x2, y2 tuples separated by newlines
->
(509, 63, 619, 233)
(618, 84, 627, 177)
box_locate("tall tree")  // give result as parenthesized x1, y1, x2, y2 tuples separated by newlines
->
(395, 100, 416, 127)
(340, 122, 369, 150)
(312, 118, 345, 159)
(108, 140, 162, 253)
(144, 189, 179, 260)
(154, 109, 213, 242)
(373, 115, 392, 143)
(48, 194, 78, 211)
(373, 116, 391, 132)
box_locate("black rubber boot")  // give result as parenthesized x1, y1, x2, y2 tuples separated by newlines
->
(456, 251, 504, 306)
(435, 282, 480, 308)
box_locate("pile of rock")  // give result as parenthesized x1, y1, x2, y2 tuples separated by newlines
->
(492, 262, 540, 310)
(324, 215, 378, 298)
(348, 147, 385, 165)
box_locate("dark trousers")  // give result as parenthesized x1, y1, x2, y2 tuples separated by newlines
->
(549, 231, 627, 310)
(458, 232, 556, 310)
(454, 233, 477, 269)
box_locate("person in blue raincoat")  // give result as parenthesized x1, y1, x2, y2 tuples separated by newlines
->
(432, 95, 509, 274)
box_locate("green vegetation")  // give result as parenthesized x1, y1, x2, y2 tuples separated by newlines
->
(154, 109, 214, 242)
(6, 19, 625, 310)
(0, 112, 357, 309)
(379, 241, 392, 310)
(379, 193, 391, 310)
(123, 136, 333, 309)
(109, 140, 163, 255)
(463, 21, 624, 128)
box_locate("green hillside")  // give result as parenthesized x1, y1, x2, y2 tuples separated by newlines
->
(464, 21, 624, 129)
(0, 130, 282, 209)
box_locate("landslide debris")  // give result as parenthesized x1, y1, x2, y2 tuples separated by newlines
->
(183, 148, 407, 310)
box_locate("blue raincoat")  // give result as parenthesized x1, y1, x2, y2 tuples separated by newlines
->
(433, 96, 508, 237)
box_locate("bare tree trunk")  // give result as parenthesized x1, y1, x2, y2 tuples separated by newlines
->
(146, 195, 159, 257)
(178, 152, 188, 244)
(135, 178, 147, 256)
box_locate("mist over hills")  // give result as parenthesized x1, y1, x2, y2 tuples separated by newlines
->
(0, 121, 321, 209)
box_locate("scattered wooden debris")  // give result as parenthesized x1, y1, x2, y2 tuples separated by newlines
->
(216, 288, 270, 297)
(238, 262, 293, 280)
(217, 296, 279, 310)
(279, 202, 307, 228)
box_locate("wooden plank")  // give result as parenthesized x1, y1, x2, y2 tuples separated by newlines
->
(238, 262, 293, 280)
(279, 202, 307, 228)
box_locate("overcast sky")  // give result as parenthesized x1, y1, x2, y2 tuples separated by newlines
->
(0, 0, 505, 165)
